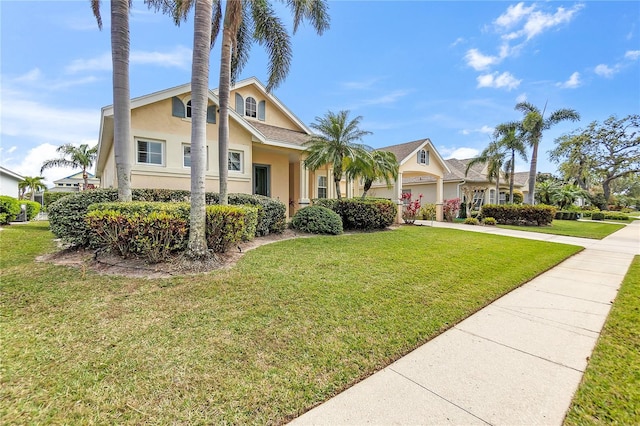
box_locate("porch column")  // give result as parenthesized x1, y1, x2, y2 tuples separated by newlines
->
(395, 172, 404, 224)
(327, 167, 334, 199)
(298, 161, 310, 207)
(346, 177, 353, 198)
(436, 176, 444, 221)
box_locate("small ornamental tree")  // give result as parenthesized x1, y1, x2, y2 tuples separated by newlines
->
(443, 198, 461, 222)
(401, 192, 422, 224)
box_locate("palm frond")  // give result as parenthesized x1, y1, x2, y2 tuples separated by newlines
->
(91, 0, 102, 29)
(251, 0, 292, 91)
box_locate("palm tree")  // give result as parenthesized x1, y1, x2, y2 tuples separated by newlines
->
(18, 176, 47, 201)
(346, 150, 399, 199)
(91, 0, 132, 202)
(304, 110, 372, 199)
(216, 0, 330, 206)
(494, 122, 527, 203)
(41, 144, 98, 190)
(535, 180, 561, 205)
(465, 139, 507, 207)
(515, 101, 580, 204)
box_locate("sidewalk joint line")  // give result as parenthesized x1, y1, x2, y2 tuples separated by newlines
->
(531, 288, 614, 306)
(387, 367, 493, 426)
(455, 328, 585, 373)
(493, 305, 602, 335)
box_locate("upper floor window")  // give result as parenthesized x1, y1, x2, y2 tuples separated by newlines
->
(245, 97, 257, 118)
(228, 150, 243, 172)
(137, 140, 164, 165)
(418, 149, 429, 165)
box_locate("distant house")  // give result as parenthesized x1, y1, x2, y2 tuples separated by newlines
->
(49, 172, 100, 193)
(0, 166, 24, 198)
(364, 139, 529, 213)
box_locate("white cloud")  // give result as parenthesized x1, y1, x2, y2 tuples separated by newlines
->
(594, 64, 616, 78)
(460, 125, 494, 136)
(516, 93, 527, 103)
(341, 77, 383, 90)
(66, 45, 192, 73)
(477, 72, 521, 90)
(494, 2, 536, 29)
(625, 50, 640, 61)
(439, 147, 480, 160)
(465, 49, 500, 71)
(14, 68, 43, 83)
(557, 71, 581, 89)
(451, 37, 465, 47)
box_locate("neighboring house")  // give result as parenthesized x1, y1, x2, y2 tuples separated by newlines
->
(49, 172, 100, 193)
(364, 140, 529, 214)
(0, 166, 24, 198)
(97, 77, 323, 218)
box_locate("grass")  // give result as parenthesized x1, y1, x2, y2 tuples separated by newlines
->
(497, 219, 625, 239)
(1, 222, 581, 424)
(564, 256, 640, 425)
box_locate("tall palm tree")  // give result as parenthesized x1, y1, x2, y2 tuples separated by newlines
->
(494, 122, 527, 203)
(346, 150, 399, 199)
(41, 144, 98, 190)
(304, 110, 372, 199)
(465, 139, 507, 206)
(18, 176, 47, 201)
(216, 0, 330, 206)
(91, 0, 132, 202)
(515, 101, 580, 204)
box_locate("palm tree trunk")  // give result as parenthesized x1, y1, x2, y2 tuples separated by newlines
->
(528, 142, 538, 204)
(218, 1, 242, 206)
(111, 0, 132, 202)
(187, 0, 213, 258)
(334, 172, 342, 199)
(509, 149, 515, 203)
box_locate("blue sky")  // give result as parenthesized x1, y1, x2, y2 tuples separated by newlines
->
(1, 1, 639, 186)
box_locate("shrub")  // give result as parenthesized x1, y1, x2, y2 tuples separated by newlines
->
(483, 217, 497, 226)
(592, 212, 605, 221)
(205, 205, 252, 253)
(443, 198, 461, 222)
(49, 189, 286, 247)
(401, 193, 422, 224)
(88, 201, 191, 220)
(512, 191, 524, 204)
(43, 192, 74, 209)
(323, 198, 396, 230)
(464, 217, 479, 225)
(24, 201, 41, 220)
(241, 205, 260, 241)
(0, 196, 21, 225)
(207, 193, 286, 236)
(290, 206, 343, 235)
(312, 198, 339, 211)
(420, 203, 436, 221)
(604, 213, 629, 221)
(86, 207, 188, 262)
(479, 204, 556, 226)
(555, 211, 578, 221)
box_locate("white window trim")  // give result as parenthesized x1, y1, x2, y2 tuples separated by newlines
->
(245, 97, 257, 118)
(228, 150, 243, 173)
(417, 149, 429, 165)
(183, 144, 209, 170)
(317, 175, 328, 199)
(136, 138, 165, 166)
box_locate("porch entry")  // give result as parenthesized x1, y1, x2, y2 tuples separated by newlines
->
(253, 164, 270, 197)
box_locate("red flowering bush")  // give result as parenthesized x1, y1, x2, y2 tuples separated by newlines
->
(443, 198, 461, 222)
(401, 193, 423, 224)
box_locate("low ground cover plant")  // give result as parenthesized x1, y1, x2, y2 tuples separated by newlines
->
(483, 217, 497, 226)
(1, 223, 581, 424)
(564, 256, 640, 425)
(464, 217, 479, 225)
(290, 205, 343, 235)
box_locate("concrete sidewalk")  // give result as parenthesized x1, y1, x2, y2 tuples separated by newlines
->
(290, 221, 639, 425)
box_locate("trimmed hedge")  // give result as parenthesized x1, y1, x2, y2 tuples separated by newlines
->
(479, 204, 556, 226)
(43, 192, 74, 209)
(592, 212, 605, 221)
(48, 189, 285, 247)
(603, 212, 629, 221)
(0, 196, 21, 225)
(24, 200, 41, 220)
(313, 198, 397, 230)
(291, 206, 343, 235)
(205, 205, 252, 253)
(555, 211, 578, 221)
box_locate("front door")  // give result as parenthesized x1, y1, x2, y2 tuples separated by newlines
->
(253, 164, 270, 197)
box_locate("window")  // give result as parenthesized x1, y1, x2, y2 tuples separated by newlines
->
(472, 190, 484, 209)
(137, 140, 163, 165)
(228, 150, 243, 172)
(417, 149, 429, 165)
(317, 176, 328, 199)
(183, 144, 209, 169)
(489, 189, 496, 204)
(499, 191, 507, 205)
(186, 100, 192, 118)
(245, 97, 257, 118)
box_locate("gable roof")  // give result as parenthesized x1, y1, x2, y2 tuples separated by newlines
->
(378, 138, 451, 173)
(54, 171, 98, 182)
(215, 77, 314, 135)
(249, 121, 310, 148)
(0, 166, 24, 181)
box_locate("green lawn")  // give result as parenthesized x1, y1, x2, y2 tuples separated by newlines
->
(564, 256, 640, 425)
(1, 222, 581, 424)
(497, 219, 625, 239)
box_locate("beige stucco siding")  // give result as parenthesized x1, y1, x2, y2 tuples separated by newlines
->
(101, 144, 117, 188)
(400, 148, 444, 179)
(252, 148, 291, 214)
(230, 86, 301, 131)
